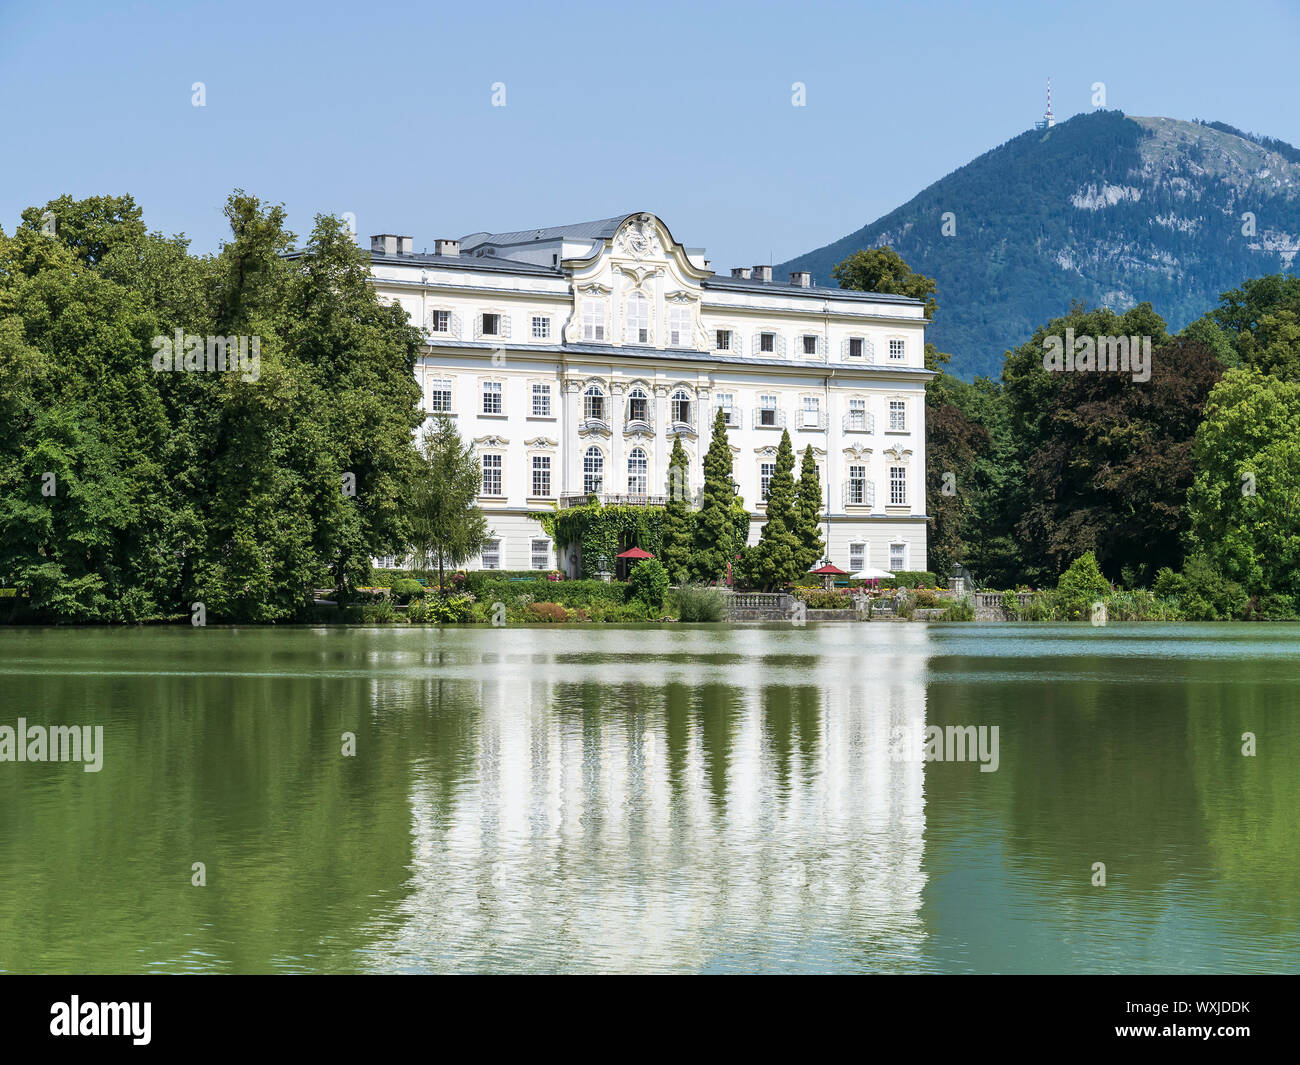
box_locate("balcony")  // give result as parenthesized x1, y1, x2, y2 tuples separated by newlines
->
(752, 407, 786, 429)
(559, 492, 669, 509)
(796, 410, 828, 431)
(842, 411, 875, 433)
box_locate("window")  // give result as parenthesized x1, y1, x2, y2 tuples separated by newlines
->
(890, 466, 907, 506)
(482, 380, 503, 415)
(427, 377, 451, 413)
(583, 386, 605, 422)
(531, 454, 551, 497)
(531, 538, 552, 570)
(531, 383, 551, 417)
(482, 539, 501, 570)
(627, 386, 649, 425)
(848, 465, 868, 505)
(802, 335, 818, 356)
(481, 453, 503, 496)
(531, 316, 551, 339)
(889, 400, 906, 432)
(801, 396, 820, 428)
(848, 337, 864, 359)
(848, 397, 866, 430)
(890, 543, 906, 571)
(669, 305, 692, 346)
(670, 389, 691, 426)
(715, 329, 732, 351)
(760, 462, 776, 500)
(627, 448, 648, 495)
(759, 331, 776, 353)
(889, 338, 905, 360)
(582, 300, 605, 341)
(758, 394, 779, 427)
(626, 292, 649, 344)
(716, 392, 736, 427)
(583, 447, 604, 494)
(482, 313, 501, 336)
(849, 543, 866, 573)
(429, 310, 450, 333)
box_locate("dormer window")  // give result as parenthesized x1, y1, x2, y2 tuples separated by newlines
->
(669, 305, 692, 347)
(626, 292, 650, 344)
(583, 300, 606, 342)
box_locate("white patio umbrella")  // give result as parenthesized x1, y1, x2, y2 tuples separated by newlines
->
(850, 568, 895, 581)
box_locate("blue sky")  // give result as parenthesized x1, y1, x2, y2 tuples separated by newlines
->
(3, 0, 1298, 268)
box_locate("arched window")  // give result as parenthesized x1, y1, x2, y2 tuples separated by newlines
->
(626, 292, 649, 344)
(627, 448, 648, 495)
(583, 447, 604, 495)
(671, 388, 692, 426)
(583, 385, 605, 422)
(626, 385, 649, 426)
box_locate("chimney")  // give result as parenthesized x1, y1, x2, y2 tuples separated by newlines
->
(789, 270, 811, 288)
(397, 236, 413, 255)
(371, 234, 398, 255)
(752, 265, 772, 282)
(731, 267, 752, 280)
(434, 238, 460, 258)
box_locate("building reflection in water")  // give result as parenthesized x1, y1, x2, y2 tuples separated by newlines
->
(373, 628, 929, 973)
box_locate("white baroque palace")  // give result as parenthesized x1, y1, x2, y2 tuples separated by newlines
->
(365, 212, 932, 575)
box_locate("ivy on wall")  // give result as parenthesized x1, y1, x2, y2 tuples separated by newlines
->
(534, 503, 667, 579)
(534, 497, 751, 581)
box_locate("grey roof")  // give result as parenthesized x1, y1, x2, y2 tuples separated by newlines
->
(460, 215, 631, 250)
(352, 249, 562, 276)
(703, 275, 924, 306)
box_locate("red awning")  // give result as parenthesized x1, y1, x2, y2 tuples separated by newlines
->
(616, 547, 655, 559)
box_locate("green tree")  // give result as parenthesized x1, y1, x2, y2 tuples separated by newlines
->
(739, 430, 800, 589)
(658, 436, 692, 583)
(832, 246, 938, 320)
(688, 408, 735, 583)
(0, 191, 425, 623)
(792, 445, 825, 573)
(408, 415, 491, 591)
(1185, 367, 1300, 616)
(629, 557, 669, 611)
(1054, 551, 1112, 620)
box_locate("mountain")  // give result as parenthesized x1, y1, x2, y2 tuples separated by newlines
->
(779, 111, 1300, 379)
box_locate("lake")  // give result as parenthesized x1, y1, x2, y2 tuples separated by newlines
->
(0, 622, 1297, 974)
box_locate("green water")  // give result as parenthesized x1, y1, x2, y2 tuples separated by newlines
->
(0, 623, 1297, 974)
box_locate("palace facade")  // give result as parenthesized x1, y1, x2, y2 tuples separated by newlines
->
(365, 212, 932, 575)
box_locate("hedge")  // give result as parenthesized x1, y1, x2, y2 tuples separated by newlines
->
(472, 578, 630, 609)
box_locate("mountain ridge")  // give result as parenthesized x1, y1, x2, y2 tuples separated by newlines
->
(778, 110, 1300, 378)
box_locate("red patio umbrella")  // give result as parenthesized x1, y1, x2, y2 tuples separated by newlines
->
(809, 562, 848, 591)
(616, 547, 655, 559)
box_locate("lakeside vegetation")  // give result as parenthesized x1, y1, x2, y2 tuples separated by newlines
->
(2, 192, 1296, 624)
